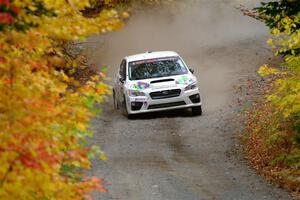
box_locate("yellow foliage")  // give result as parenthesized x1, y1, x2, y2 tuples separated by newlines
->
(0, 0, 122, 199)
(261, 15, 300, 118)
(258, 65, 281, 77)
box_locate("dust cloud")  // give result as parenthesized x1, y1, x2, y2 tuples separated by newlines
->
(86, 0, 271, 111)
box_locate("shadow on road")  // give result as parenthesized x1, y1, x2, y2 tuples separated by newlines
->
(128, 108, 200, 120)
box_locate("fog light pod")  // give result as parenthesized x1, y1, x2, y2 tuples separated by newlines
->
(189, 94, 201, 103)
(131, 102, 143, 111)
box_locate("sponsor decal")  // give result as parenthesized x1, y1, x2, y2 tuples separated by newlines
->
(176, 75, 193, 85)
(134, 97, 147, 101)
(130, 57, 177, 65)
(132, 81, 150, 91)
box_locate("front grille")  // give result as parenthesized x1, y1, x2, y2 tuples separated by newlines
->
(148, 101, 186, 110)
(150, 89, 181, 100)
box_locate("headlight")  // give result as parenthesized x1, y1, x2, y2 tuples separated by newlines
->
(184, 82, 198, 91)
(128, 89, 146, 97)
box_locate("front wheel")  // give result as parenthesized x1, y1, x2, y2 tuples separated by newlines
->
(113, 90, 119, 110)
(122, 95, 134, 119)
(192, 106, 202, 116)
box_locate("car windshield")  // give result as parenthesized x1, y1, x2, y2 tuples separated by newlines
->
(128, 56, 188, 80)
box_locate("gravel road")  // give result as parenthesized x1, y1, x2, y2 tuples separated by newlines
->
(86, 1, 293, 199)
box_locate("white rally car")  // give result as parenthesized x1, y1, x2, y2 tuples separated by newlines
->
(113, 51, 202, 118)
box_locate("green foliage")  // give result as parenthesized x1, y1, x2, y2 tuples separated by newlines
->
(255, 0, 300, 27)
(255, 0, 300, 55)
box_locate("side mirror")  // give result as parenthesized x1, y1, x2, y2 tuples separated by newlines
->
(189, 68, 195, 74)
(119, 77, 125, 83)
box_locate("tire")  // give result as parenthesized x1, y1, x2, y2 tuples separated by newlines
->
(192, 106, 202, 116)
(113, 90, 118, 110)
(122, 95, 133, 119)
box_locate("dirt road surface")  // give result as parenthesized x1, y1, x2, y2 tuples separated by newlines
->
(85, 1, 293, 199)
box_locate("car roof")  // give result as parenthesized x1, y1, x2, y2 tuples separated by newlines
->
(125, 51, 179, 63)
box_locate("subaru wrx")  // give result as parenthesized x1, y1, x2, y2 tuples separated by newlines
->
(113, 51, 202, 118)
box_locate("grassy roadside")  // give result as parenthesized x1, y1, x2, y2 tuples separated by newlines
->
(241, 75, 300, 199)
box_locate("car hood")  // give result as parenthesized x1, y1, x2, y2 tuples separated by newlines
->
(127, 74, 196, 91)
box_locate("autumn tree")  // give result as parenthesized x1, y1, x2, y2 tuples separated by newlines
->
(0, 0, 128, 199)
(243, 0, 300, 196)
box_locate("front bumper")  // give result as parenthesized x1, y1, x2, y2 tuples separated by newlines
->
(125, 88, 201, 114)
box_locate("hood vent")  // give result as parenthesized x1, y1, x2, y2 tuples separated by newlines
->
(150, 78, 174, 84)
